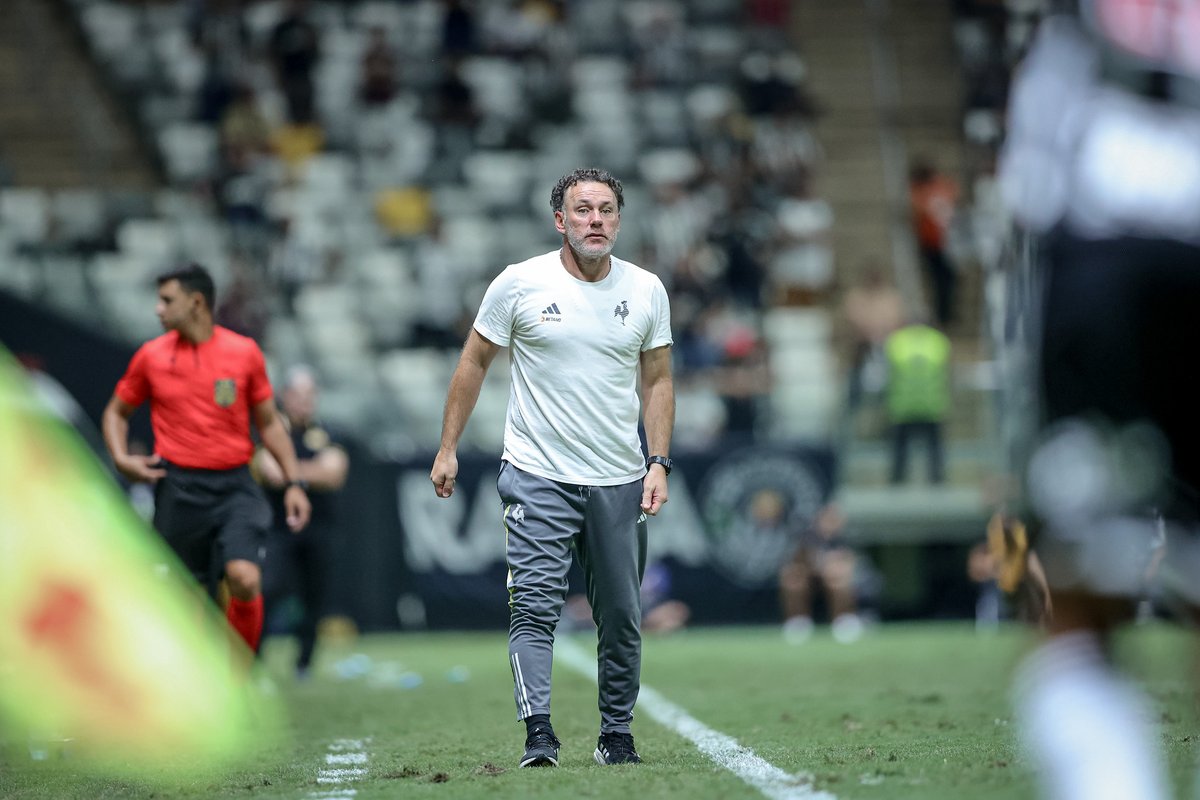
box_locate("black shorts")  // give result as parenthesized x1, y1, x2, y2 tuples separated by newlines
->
(1039, 231, 1200, 522)
(153, 462, 272, 591)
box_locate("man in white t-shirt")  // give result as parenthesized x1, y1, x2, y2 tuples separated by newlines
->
(430, 168, 675, 768)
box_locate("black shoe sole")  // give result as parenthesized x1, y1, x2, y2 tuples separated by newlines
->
(520, 754, 559, 768)
(594, 748, 641, 765)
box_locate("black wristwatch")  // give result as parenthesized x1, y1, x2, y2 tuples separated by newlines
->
(646, 455, 673, 475)
(285, 479, 309, 491)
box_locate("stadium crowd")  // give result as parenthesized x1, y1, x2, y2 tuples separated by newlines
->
(2, 0, 846, 456)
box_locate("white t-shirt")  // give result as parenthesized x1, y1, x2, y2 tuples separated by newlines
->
(473, 250, 673, 485)
(999, 16, 1200, 243)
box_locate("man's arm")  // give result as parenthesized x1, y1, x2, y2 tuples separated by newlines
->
(254, 398, 312, 531)
(431, 329, 501, 498)
(640, 344, 675, 515)
(101, 395, 166, 483)
(255, 440, 349, 492)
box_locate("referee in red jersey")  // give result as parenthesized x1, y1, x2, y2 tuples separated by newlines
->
(102, 263, 311, 654)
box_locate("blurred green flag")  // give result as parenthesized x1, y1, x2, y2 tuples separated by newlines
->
(0, 347, 282, 776)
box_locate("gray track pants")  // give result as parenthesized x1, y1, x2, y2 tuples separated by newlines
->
(498, 460, 647, 734)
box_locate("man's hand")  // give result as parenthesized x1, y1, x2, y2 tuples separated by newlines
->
(115, 454, 167, 484)
(641, 467, 669, 516)
(430, 450, 459, 498)
(284, 485, 311, 532)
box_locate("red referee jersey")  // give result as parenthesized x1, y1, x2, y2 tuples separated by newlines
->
(114, 326, 274, 470)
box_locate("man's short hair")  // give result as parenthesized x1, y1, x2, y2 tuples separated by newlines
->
(157, 263, 216, 312)
(284, 363, 318, 392)
(550, 168, 624, 213)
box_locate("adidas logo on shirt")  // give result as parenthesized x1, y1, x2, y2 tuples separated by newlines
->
(540, 303, 563, 323)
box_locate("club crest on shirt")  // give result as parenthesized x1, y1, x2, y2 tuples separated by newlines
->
(213, 378, 237, 408)
(614, 300, 629, 325)
(303, 426, 330, 451)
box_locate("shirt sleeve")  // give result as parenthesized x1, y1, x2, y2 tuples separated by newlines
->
(114, 345, 151, 407)
(246, 343, 274, 406)
(642, 276, 673, 351)
(473, 265, 517, 347)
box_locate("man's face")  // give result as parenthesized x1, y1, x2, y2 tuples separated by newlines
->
(156, 280, 199, 331)
(283, 375, 317, 423)
(556, 181, 620, 259)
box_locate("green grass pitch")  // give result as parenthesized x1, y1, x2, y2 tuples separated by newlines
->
(1, 621, 1194, 799)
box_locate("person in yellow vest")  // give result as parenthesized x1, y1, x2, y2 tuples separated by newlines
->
(884, 319, 950, 484)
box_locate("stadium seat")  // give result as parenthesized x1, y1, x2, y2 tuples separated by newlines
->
(0, 189, 51, 247)
(762, 307, 833, 346)
(638, 148, 701, 186)
(115, 218, 178, 265)
(0, 254, 40, 296)
(461, 151, 534, 211)
(157, 123, 218, 185)
(52, 189, 107, 249)
(377, 347, 456, 438)
(460, 57, 526, 123)
(37, 255, 90, 316)
(80, 2, 139, 63)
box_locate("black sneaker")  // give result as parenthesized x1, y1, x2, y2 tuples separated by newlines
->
(594, 731, 641, 765)
(520, 725, 561, 768)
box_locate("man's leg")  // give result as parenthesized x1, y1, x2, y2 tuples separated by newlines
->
(779, 555, 813, 620)
(925, 248, 956, 326)
(499, 464, 580, 722)
(1014, 591, 1169, 800)
(152, 470, 219, 589)
(294, 531, 323, 673)
(219, 472, 274, 654)
(890, 423, 910, 484)
(925, 421, 945, 484)
(577, 479, 647, 735)
(224, 559, 264, 653)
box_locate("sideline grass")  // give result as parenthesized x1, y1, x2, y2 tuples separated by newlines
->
(0, 621, 1193, 799)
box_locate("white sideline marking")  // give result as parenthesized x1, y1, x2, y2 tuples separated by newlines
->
(317, 769, 368, 783)
(326, 753, 368, 765)
(307, 738, 370, 797)
(556, 637, 837, 800)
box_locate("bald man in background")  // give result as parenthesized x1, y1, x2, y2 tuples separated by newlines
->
(254, 365, 349, 678)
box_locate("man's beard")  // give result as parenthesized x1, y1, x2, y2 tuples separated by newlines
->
(566, 227, 618, 259)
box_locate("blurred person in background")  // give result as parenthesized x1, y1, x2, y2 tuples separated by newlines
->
(778, 502, 865, 644)
(358, 26, 397, 108)
(215, 255, 270, 343)
(268, 0, 320, 125)
(254, 365, 348, 679)
(999, 4, 1200, 799)
(884, 318, 952, 485)
(102, 264, 310, 658)
(967, 508, 1052, 631)
(430, 168, 674, 769)
(714, 324, 771, 439)
(840, 260, 905, 425)
(908, 158, 961, 328)
(216, 82, 274, 252)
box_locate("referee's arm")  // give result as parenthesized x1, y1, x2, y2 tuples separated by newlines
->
(101, 395, 166, 483)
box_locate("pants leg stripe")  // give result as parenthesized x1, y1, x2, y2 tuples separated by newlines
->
(511, 652, 533, 719)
